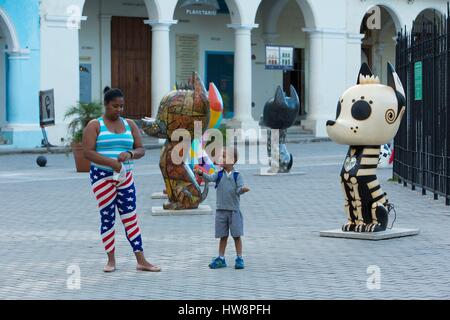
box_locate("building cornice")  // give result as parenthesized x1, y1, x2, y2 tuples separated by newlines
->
(144, 19, 178, 26)
(44, 14, 87, 29)
(5, 48, 31, 59)
(227, 24, 259, 30)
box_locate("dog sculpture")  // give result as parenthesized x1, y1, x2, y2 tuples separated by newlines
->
(261, 85, 300, 173)
(326, 63, 406, 232)
(189, 82, 223, 184)
(142, 72, 210, 210)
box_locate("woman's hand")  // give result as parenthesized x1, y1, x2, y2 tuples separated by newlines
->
(117, 152, 131, 163)
(241, 187, 250, 194)
(112, 160, 123, 173)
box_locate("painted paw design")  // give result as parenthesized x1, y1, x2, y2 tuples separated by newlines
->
(342, 222, 355, 232)
(368, 223, 384, 233)
(355, 223, 366, 233)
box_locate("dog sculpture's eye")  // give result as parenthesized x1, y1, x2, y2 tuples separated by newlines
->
(351, 100, 372, 121)
(336, 101, 342, 119)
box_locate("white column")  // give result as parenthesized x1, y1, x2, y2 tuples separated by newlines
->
(40, 14, 87, 145)
(227, 24, 259, 129)
(145, 19, 177, 118)
(0, 37, 6, 128)
(373, 42, 386, 81)
(346, 33, 364, 88)
(100, 15, 112, 93)
(303, 28, 348, 137)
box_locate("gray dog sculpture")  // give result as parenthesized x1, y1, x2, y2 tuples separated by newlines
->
(261, 85, 300, 173)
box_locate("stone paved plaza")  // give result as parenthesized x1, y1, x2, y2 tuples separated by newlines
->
(0, 142, 449, 300)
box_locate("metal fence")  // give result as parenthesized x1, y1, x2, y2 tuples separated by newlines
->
(394, 6, 450, 205)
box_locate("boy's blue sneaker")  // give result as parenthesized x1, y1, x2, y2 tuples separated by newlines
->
(235, 256, 245, 269)
(209, 257, 227, 269)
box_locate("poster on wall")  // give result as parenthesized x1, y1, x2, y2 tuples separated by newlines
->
(176, 34, 199, 84)
(39, 89, 55, 127)
(265, 45, 294, 70)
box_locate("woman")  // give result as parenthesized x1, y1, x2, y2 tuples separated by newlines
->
(83, 87, 161, 273)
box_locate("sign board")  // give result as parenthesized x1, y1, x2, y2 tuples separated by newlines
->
(39, 89, 55, 127)
(182, 0, 228, 15)
(414, 61, 423, 101)
(176, 34, 199, 83)
(265, 45, 294, 70)
(186, 9, 217, 15)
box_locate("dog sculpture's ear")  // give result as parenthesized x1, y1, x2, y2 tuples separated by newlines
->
(274, 86, 286, 106)
(357, 63, 373, 84)
(208, 82, 223, 112)
(387, 62, 406, 120)
(289, 85, 300, 103)
(387, 62, 406, 100)
(192, 72, 208, 96)
(289, 85, 300, 114)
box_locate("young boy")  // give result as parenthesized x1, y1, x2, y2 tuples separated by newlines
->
(195, 147, 250, 269)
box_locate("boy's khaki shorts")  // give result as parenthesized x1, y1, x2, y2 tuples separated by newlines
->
(215, 209, 244, 238)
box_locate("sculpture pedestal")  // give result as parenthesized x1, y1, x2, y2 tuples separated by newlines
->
(151, 205, 213, 216)
(319, 228, 420, 241)
(256, 167, 306, 176)
(151, 192, 168, 199)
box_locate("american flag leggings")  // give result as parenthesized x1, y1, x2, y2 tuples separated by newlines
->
(90, 166, 143, 253)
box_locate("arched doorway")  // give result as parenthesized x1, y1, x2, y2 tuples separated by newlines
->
(0, 8, 20, 144)
(0, 25, 6, 132)
(171, 0, 236, 119)
(79, 0, 154, 118)
(359, 5, 401, 84)
(253, 0, 310, 126)
(412, 8, 444, 39)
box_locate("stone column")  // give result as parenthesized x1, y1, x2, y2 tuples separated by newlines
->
(145, 19, 177, 118)
(227, 24, 259, 129)
(40, 13, 86, 145)
(100, 15, 112, 93)
(373, 42, 386, 81)
(346, 33, 364, 88)
(2, 50, 44, 147)
(303, 28, 348, 137)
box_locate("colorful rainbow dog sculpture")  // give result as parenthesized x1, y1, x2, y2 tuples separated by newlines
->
(326, 63, 406, 232)
(142, 72, 210, 210)
(190, 83, 224, 183)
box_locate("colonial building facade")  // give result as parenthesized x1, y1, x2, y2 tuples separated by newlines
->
(0, 0, 447, 148)
(0, 0, 41, 148)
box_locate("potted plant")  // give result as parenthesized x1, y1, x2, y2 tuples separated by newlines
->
(65, 102, 103, 172)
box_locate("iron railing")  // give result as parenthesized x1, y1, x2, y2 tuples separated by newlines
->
(394, 5, 450, 206)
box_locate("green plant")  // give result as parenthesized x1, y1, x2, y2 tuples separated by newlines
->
(64, 101, 103, 143)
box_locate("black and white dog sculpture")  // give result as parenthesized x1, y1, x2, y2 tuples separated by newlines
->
(262, 86, 300, 173)
(326, 63, 406, 232)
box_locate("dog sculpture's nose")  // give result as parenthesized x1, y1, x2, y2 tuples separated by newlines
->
(326, 120, 336, 126)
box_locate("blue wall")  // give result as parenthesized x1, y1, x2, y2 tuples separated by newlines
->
(0, 0, 41, 148)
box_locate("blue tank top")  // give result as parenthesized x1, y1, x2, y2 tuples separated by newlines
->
(94, 117, 134, 172)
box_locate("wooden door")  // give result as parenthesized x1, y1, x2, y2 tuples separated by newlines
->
(111, 17, 152, 119)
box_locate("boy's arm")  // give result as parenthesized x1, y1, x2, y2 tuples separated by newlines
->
(236, 173, 245, 195)
(201, 171, 218, 183)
